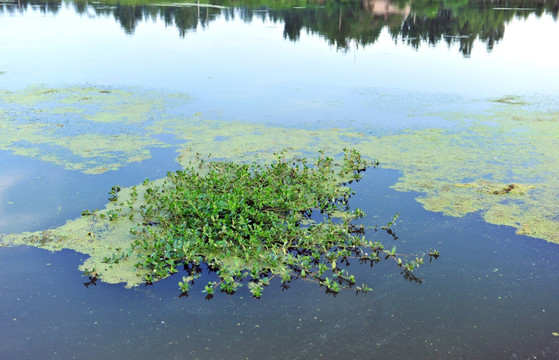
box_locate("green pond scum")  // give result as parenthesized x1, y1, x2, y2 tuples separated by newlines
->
(151, 105, 559, 244)
(1, 86, 558, 289)
(0, 85, 190, 174)
(0, 181, 152, 286)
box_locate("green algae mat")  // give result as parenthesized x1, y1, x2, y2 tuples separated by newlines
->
(1, 86, 557, 288)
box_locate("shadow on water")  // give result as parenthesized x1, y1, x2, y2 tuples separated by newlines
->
(1, 170, 559, 359)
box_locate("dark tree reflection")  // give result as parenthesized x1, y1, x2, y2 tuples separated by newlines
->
(1, 0, 557, 56)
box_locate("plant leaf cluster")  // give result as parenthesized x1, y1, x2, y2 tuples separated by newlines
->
(114, 149, 434, 297)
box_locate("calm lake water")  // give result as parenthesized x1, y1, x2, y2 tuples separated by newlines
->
(1, 0, 559, 359)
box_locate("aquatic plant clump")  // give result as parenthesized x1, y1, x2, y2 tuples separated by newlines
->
(3, 85, 558, 244)
(122, 149, 433, 297)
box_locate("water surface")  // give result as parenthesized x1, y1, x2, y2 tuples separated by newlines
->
(1, 0, 559, 358)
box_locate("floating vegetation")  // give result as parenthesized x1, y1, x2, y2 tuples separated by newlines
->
(1, 150, 437, 294)
(0, 182, 149, 286)
(0, 85, 190, 173)
(150, 107, 559, 244)
(493, 95, 527, 105)
(130, 149, 434, 296)
(1, 85, 558, 244)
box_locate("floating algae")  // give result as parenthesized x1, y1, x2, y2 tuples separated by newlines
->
(493, 95, 528, 105)
(2, 87, 559, 287)
(357, 114, 558, 243)
(150, 101, 559, 244)
(147, 118, 368, 163)
(0, 181, 159, 286)
(0, 85, 191, 174)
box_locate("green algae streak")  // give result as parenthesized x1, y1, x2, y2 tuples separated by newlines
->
(1, 86, 558, 287)
(0, 86, 189, 174)
(0, 182, 160, 286)
(151, 107, 559, 244)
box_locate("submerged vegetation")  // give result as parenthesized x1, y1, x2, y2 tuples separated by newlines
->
(92, 149, 436, 297)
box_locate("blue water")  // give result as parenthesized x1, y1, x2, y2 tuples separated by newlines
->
(1, 1, 559, 359)
(2, 170, 559, 359)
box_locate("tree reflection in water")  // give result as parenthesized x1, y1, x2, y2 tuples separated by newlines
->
(2, 0, 557, 56)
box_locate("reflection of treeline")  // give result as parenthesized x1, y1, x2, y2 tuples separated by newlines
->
(2, 0, 558, 55)
(274, 0, 411, 49)
(402, 0, 559, 56)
